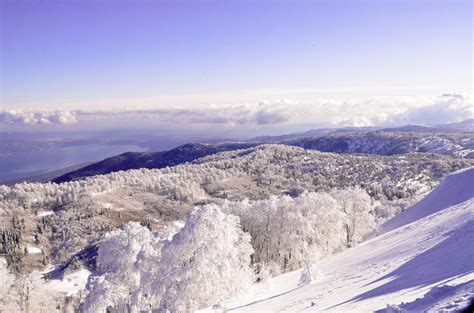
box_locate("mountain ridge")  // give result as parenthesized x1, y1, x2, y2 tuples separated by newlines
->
(52, 124, 473, 183)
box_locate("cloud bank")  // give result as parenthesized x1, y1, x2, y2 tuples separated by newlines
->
(0, 110, 78, 125)
(390, 92, 473, 125)
(1, 92, 471, 131)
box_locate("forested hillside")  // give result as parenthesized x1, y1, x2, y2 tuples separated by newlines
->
(52, 128, 474, 183)
(0, 145, 472, 311)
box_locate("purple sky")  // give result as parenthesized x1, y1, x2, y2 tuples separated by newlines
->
(1, 0, 472, 110)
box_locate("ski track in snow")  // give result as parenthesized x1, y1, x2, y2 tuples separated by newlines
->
(202, 168, 474, 312)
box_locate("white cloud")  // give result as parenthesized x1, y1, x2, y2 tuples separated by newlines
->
(1, 92, 471, 130)
(73, 101, 295, 127)
(0, 110, 78, 125)
(388, 92, 473, 125)
(327, 92, 472, 127)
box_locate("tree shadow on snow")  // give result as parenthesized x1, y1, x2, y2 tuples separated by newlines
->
(330, 220, 474, 309)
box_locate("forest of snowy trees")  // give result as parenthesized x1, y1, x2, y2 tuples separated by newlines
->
(83, 188, 375, 312)
(1, 144, 473, 311)
(2, 145, 469, 215)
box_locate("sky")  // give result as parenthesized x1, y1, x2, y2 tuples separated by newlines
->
(0, 0, 472, 133)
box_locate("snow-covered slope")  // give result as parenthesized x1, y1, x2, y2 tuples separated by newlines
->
(382, 167, 474, 233)
(0, 260, 90, 311)
(204, 169, 474, 312)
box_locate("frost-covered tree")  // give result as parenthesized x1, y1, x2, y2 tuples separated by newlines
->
(137, 204, 255, 312)
(84, 205, 254, 312)
(331, 187, 376, 246)
(218, 189, 378, 274)
(83, 222, 166, 312)
(221, 192, 350, 274)
(299, 260, 321, 286)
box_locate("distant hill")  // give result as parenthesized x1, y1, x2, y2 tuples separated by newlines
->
(380, 124, 435, 132)
(379, 120, 474, 133)
(1, 162, 92, 186)
(289, 130, 473, 157)
(247, 126, 380, 142)
(52, 121, 473, 184)
(436, 119, 474, 131)
(52, 142, 257, 183)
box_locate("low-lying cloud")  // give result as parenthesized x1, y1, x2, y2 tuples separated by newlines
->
(1, 92, 471, 131)
(389, 92, 473, 126)
(0, 110, 78, 125)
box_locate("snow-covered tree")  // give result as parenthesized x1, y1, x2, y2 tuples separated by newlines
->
(137, 204, 255, 312)
(299, 260, 321, 285)
(218, 190, 377, 274)
(84, 205, 254, 312)
(331, 187, 376, 246)
(83, 222, 165, 312)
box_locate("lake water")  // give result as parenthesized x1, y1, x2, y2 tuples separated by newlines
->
(0, 144, 148, 183)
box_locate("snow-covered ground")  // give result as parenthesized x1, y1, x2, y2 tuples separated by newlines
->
(37, 210, 54, 217)
(41, 267, 90, 296)
(203, 168, 474, 312)
(381, 167, 474, 234)
(26, 245, 42, 254)
(0, 260, 90, 311)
